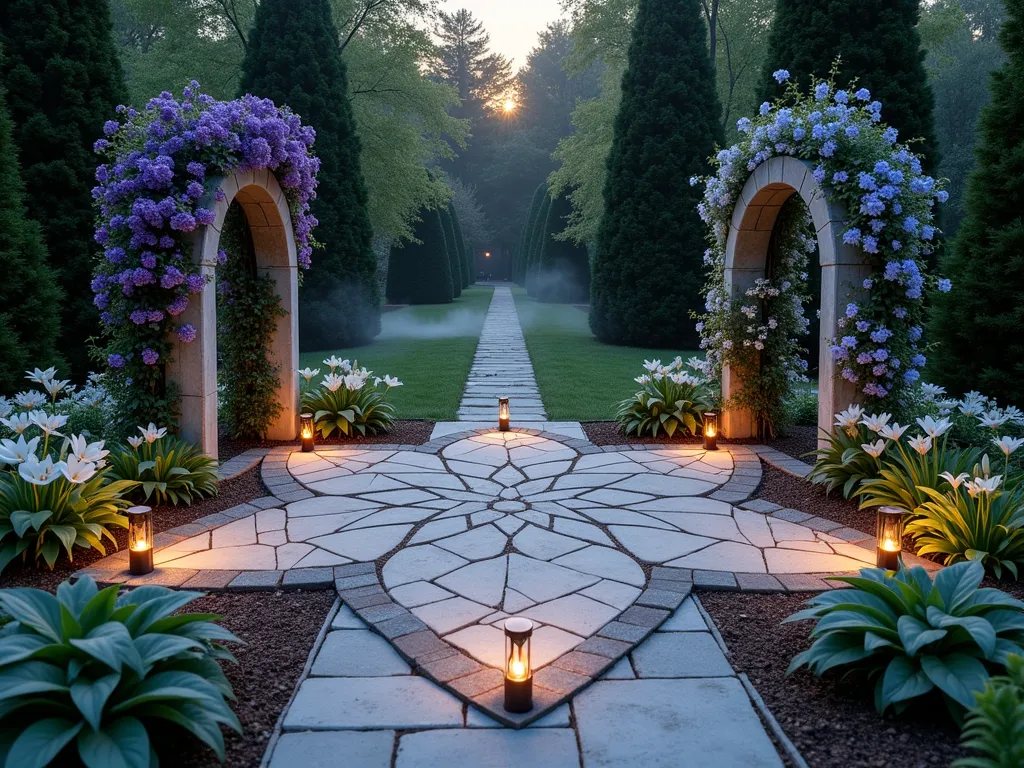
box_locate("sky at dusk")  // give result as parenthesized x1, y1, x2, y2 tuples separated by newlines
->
(441, 0, 568, 71)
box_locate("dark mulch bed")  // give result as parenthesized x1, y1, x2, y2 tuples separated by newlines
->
(0, 466, 267, 592)
(218, 419, 435, 461)
(169, 591, 336, 768)
(582, 420, 760, 447)
(766, 424, 818, 461)
(702, 591, 969, 767)
(758, 462, 872, 533)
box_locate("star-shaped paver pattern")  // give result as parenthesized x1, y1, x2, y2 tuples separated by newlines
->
(155, 432, 873, 670)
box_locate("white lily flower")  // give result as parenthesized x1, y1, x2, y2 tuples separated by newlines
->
(920, 383, 945, 398)
(861, 440, 886, 458)
(907, 435, 933, 455)
(383, 375, 402, 388)
(992, 436, 1024, 457)
(878, 422, 908, 441)
(634, 375, 651, 385)
(61, 455, 97, 484)
(138, 423, 167, 444)
(18, 455, 65, 486)
(30, 411, 68, 437)
(42, 378, 70, 398)
(298, 367, 321, 383)
(323, 356, 344, 371)
(966, 475, 1002, 497)
(0, 436, 41, 465)
(915, 415, 952, 438)
(860, 413, 891, 432)
(834, 405, 864, 430)
(939, 471, 969, 490)
(0, 398, 11, 420)
(69, 435, 109, 464)
(686, 356, 705, 372)
(978, 410, 1011, 429)
(0, 412, 32, 435)
(958, 402, 984, 417)
(340, 359, 354, 374)
(322, 373, 345, 392)
(14, 391, 47, 410)
(127, 436, 144, 449)
(652, 372, 664, 381)
(642, 359, 662, 372)
(343, 373, 367, 391)
(671, 356, 684, 371)
(24, 367, 57, 385)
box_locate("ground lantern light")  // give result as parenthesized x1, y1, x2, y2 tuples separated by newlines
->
(876, 506, 905, 571)
(300, 413, 315, 453)
(498, 397, 510, 432)
(128, 506, 154, 575)
(703, 412, 719, 451)
(503, 617, 533, 713)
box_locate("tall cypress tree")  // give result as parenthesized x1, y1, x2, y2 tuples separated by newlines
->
(526, 192, 552, 298)
(0, 0, 125, 379)
(757, 0, 939, 172)
(929, 0, 1024, 404)
(239, 0, 380, 351)
(440, 208, 462, 298)
(517, 183, 547, 285)
(537, 193, 591, 304)
(0, 85, 63, 392)
(590, 0, 723, 347)
(449, 202, 472, 289)
(385, 209, 454, 305)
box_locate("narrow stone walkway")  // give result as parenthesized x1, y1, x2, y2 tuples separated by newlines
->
(267, 594, 783, 767)
(457, 287, 546, 423)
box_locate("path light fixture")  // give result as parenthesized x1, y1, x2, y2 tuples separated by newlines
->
(300, 413, 315, 453)
(703, 411, 719, 451)
(876, 506, 905, 571)
(503, 617, 533, 713)
(128, 506, 154, 575)
(498, 397, 511, 432)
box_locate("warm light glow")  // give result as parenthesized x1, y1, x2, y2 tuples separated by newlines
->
(509, 659, 527, 680)
(130, 539, 149, 552)
(881, 537, 900, 552)
(301, 426, 313, 439)
(503, 98, 517, 113)
(705, 425, 716, 437)
(484, 251, 492, 258)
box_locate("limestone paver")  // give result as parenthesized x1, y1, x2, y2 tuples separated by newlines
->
(631, 631, 734, 678)
(283, 677, 464, 730)
(310, 630, 410, 677)
(395, 729, 579, 767)
(270, 731, 394, 768)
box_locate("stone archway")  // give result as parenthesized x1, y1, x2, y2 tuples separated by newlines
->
(166, 169, 300, 458)
(721, 156, 870, 443)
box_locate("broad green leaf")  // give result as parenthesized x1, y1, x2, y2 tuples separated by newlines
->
(134, 634, 202, 667)
(0, 589, 64, 642)
(933, 561, 985, 612)
(77, 717, 150, 768)
(56, 576, 100, 616)
(0, 661, 68, 701)
(6, 718, 83, 768)
(0, 634, 51, 666)
(897, 615, 947, 656)
(70, 673, 122, 731)
(880, 656, 934, 708)
(921, 653, 989, 709)
(70, 623, 145, 676)
(925, 607, 998, 658)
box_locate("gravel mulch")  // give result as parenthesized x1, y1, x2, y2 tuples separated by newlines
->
(701, 591, 969, 767)
(0, 466, 267, 592)
(766, 424, 818, 461)
(218, 419, 435, 460)
(582, 420, 760, 446)
(164, 591, 336, 768)
(758, 462, 872, 533)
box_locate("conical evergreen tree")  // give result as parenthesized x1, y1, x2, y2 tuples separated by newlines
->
(440, 208, 462, 298)
(929, 0, 1024, 404)
(449, 203, 472, 289)
(0, 85, 63, 392)
(590, 0, 723, 346)
(757, 0, 938, 172)
(385, 210, 454, 305)
(526, 192, 552, 298)
(537, 193, 591, 303)
(0, 0, 125, 378)
(517, 183, 547, 285)
(239, 0, 380, 351)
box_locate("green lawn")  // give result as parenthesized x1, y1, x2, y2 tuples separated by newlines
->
(299, 286, 494, 420)
(512, 289, 700, 421)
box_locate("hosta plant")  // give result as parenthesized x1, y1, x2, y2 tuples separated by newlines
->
(0, 576, 241, 766)
(300, 358, 402, 438)
(0, 434, 136, 573)
(616, 358, 712, 438)
(106, 425, 218, 506)
(955, 654, 1024, 768)
(909, 474, 1024, 579)
(787, 561, 1024, 718)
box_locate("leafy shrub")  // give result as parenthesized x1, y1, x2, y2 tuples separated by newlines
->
(616, 358, 712, 438)
(955, 654, 1024, 768)
(909, 476, 1024, 579)
(782, 388, 818, 428)
(106, 425, 218, 506)
(0, 432, 136, 573)
(787, 561, 1024, 718)
(0, 576, 241, 764)
(301, 357, 401, 438)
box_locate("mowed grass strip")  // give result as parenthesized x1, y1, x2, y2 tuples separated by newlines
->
(512, 288, 698, 422)
(300, 285, 495, 421)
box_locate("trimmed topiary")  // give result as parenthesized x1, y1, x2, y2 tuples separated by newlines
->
(536, 192, 591, 303)
(526, 191, 552, 298)
(385, 209, 454, 305)
(440, 207, 462, 299)
(589, 0, 724, 347)
(516, 183, 547, 285)
(239, 0, 381, 350)
(450, 203, 472, 289)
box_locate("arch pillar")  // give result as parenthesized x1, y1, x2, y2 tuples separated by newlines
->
(721, 157, 871, 444)
(165, 169, 300, 459)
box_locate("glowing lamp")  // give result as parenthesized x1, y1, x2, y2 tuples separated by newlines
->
(503, 617, 533, 713)
(300, 413, 315, 453)
(127, 506, 154, 575)
(876, 506, 905, 571)
(703, 411, 719, 451)
(498, 397, 510, 432)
